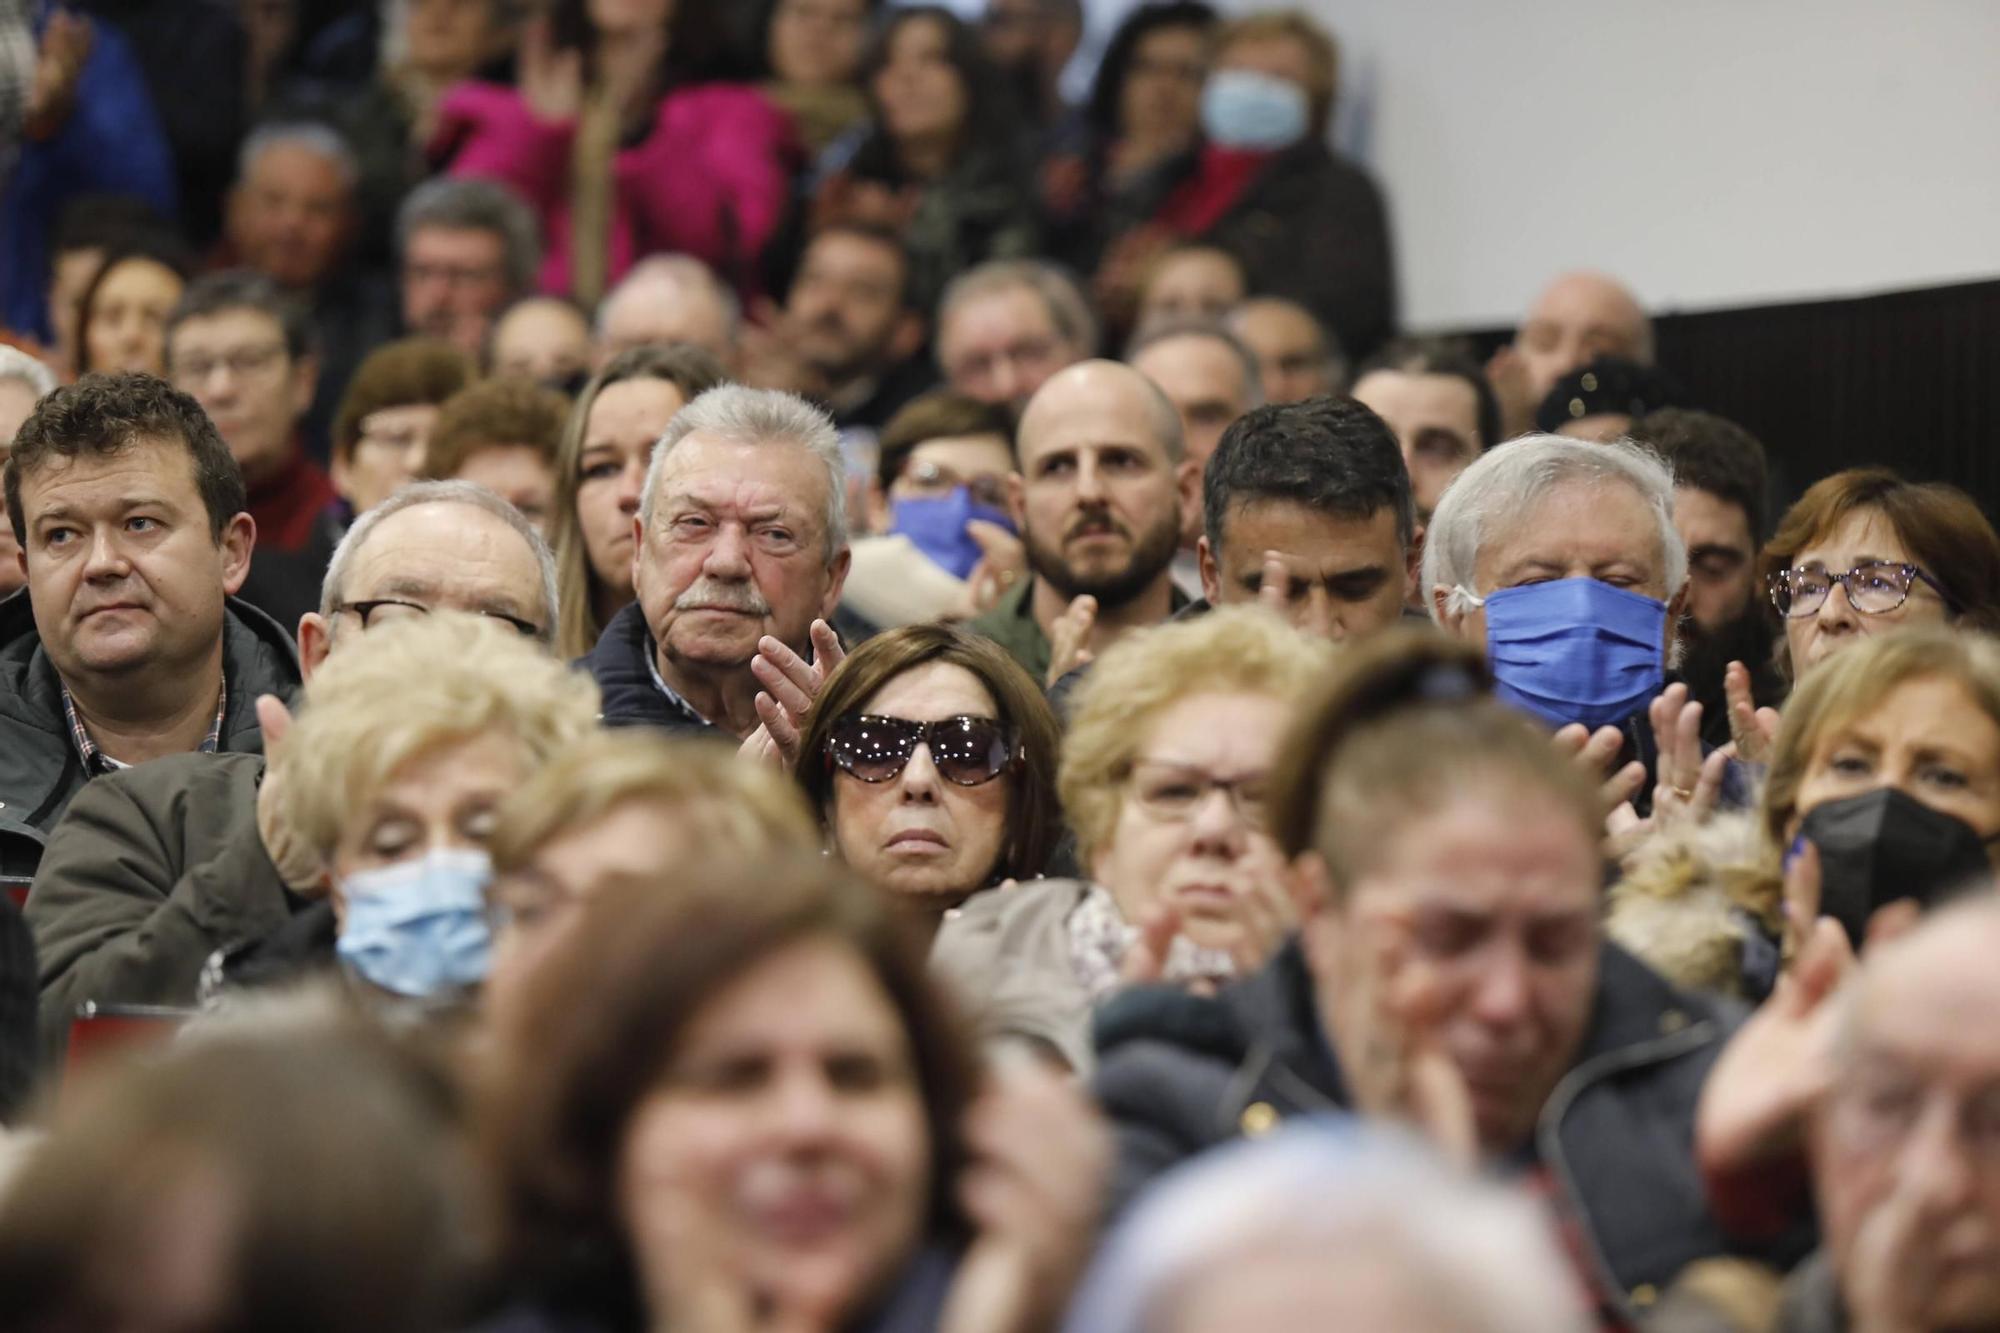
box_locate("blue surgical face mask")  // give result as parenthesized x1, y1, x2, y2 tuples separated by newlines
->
(1464, 577, 1667, 730)
(336, 848, 494, 1000)
(889, 487, 1015, 582)
(1201, 69, 1310, 151)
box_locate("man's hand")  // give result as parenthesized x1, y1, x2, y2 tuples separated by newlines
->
(1605, 684, 1731, 860)
(964, 522, 1026, 616)
(1256, 552, 1335, 638)
(1551, 721, 1647, 816)
(1044, 595, 1096, 688)
(737, 620, 847, 769)
(253, 694, 329, 896)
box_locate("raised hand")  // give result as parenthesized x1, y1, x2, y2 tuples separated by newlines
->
(1725, 660, 1782, 767)
(963, 522, 1026, 616)
(253, 694, 328, 895)
(1551, 721, 1647, 816)
(1044, 595, 1097, 689)
(518, 17, 584, 124)
(1256, 552, 1333, 638)
(738, 620, 847, 770)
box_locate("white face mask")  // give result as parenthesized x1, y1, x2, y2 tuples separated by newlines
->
(1200, 69, 1310, 150)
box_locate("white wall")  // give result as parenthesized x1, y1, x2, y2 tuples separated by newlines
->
(1262, 0, 2000, 329)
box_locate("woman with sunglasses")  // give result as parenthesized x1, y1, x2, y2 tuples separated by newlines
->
(795, 623, 1063, 937)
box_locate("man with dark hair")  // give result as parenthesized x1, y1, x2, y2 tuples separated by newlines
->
(1350, 336, 1500, 525)
(1627, 407, 1783, 748)
(397, 176, 540, 360)
(0, 374, 301, 878)
(1198, 397, 1419, 642)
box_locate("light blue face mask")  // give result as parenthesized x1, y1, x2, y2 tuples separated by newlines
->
(336, 848, 494, 1000)
(1200, 69, 1310, 151)
(1463, 577, 1668, 730)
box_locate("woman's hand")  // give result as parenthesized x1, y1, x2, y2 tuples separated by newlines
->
(518, 17, 584, 125)
(738, 621, 847, 770)
(1725, 660, 1782, 767)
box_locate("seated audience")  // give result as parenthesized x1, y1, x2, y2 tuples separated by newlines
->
(550, 344, 727, 660)
(70, 240, 194, 377)
(330, 336, 477, 518)
(935, 258, 1096, 417)
(590, 253, 741, 368)
(1225, 295, 1345, 403)
(422, 377, 569, 533)
(809, 6, 1039, 318)
(1096, 628, 1791, 1320)
(795, 623, 1062, 936)
(0, 346, 59, 601)
(27, 482, 557, 1050)
(0, 889, 30, 1125)
(1536, 354, 1687, 441)
(396, 175, 540, 360)
(0, 374, 298, 880)
(1197, 397, 1420, 642)
(1349, 335, 1500, 525)
(21, 195, 178, 380)
(751, 0, 878, 156)
(1760, 466, 2000, 678)
(488, 294, 591, 390)
(1126, 319, 1261, 473)
(1487, 269, 1653, 439)
(584, 385, 849, 740)
(434, 1, 793, 305)
(480, 850, 1107, 1332)
(1130, 243, 1246, 336)
(1065, 1125, 1590, 1333)
(935, 607, 1329, 1072)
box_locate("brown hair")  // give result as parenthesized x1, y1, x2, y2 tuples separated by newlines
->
(1213, 9, 1340, 137)
(482, 852, 976, 1320)
(550, 344, 730, 659)
(332, 338, 476, 464)
(796, 623, 1063, 884)
(874, 389, 1013, 490)
(423, 377, 571, 481)
(1761, 468, 2000, 635)
(1270, 625, 1600, 885)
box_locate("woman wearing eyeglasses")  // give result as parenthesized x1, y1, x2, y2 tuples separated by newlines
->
(928, 607, 1332, 1072)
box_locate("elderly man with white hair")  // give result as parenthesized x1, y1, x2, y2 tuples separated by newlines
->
(0, 345, 57, 600)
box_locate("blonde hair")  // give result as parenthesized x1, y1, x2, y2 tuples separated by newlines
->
(1060, 607, 1335, 862)
(272, 614, 601, 862)
(488, 731, 818, 875)
(1213, 10, 1341, 136)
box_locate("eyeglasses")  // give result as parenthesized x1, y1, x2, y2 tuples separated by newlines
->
(335, 598, 542, 639)
(1768, 561, 1952, 619)
(826, 714, 1016, 786)
(170, 342, 287, 385)
(402, 260, 505, 290)
(1127, 759, 1270, 824)
(899, 458, 1009, 510)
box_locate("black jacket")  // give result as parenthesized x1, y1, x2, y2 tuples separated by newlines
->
(0, 894, 35, 1123)
(1093, 939, 1803, 1325)
(0, 592, 303, 879)
(578, 602, 713, 734)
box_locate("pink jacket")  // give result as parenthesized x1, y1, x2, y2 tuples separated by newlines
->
(432, 80, 799, 299)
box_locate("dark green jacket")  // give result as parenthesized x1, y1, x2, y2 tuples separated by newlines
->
(966, 579, 1191, 687)
(0, 592, 302, 879)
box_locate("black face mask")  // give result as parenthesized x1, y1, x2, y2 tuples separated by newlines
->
(1799, 787, 1997, 946)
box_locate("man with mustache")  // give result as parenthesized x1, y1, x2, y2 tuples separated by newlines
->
(967, 360, 1195, 686)
(586, 385, 850, 751)
(0, 374, 301, 878)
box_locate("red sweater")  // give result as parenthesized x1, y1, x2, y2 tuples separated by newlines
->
(247, 447, 337, 554)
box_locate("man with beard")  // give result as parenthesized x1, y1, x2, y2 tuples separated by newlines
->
(740, 224, 934, 433)
(968, 360, 1194, 686)
(1628, 409, 1783, 750)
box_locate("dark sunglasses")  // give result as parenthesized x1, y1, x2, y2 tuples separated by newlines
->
(826, 714, 1016, 787)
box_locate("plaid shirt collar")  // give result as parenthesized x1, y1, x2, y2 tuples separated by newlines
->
(643, 642, 714, 730)
(62, 677, 228, 775)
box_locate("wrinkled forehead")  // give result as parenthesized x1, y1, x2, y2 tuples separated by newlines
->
(1849, 939, 2000, 1082)
(346, 501, 545, 606)
(1475, 477, 1665, 576)
(656, 435, 831, 519)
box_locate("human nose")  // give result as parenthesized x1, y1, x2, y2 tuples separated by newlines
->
(986, 354, 1021, 406)
(1899, 1097, 1980, 1214)
(897, 742, 942, 801)
(616, 458, 646, 516)
(1185, 785, 1248, 856)
(1073, 454, 1106, 503)
(1815, 578, 1862, 635)
(1467, 943, 1533, 1027)
(81, 527, 132, 581)
(766, 1064, 840, 1142)
(702, 522, 753, 579)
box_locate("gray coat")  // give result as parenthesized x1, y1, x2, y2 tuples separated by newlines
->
(931, 878, 1096, 1073)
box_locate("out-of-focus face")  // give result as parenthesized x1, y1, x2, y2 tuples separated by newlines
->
(1170, 1245, 1481, 1333)
(1136, 249, 1245, 332)
(1779, 506, 1952, 673)
(830, 661, 1012, 907)
(48, 246, 106, 375)
(874, 15, 967, 148)
(787, 232, 909, 382)
(16, 436, 250, 685)
(168, 307, 314, 488)
(586, 0, 672, 35)
(1118, 23, 1208, 147)
(83, 258, 184, 376)
(980, 0, 1041, 71)
(769, 0, 871, 89)
(1813, 921, 2000, 1332)
(1674, 487, 1757, 635)
(576, 377, 686, 602)
(634, 432, 846, 679)
(1227, 299, 1334, 405)
(491, 298, 591, 389)
(618, 937, 931, 1323)
(1203, 500, 1410, 642)
(403, 0, 501, 78)
(451, 444, 554, 533)
(884, 434, 1013, 508)
(334, 403, 442, 516)
(226, 142, 354, 290)
(1090, 690, 1291, 955)
(595, 279, 734, 368)
(1312, 789, 1602, 1155)
(1350, 369, 1483, 524)
(1129, 333, 1253, 472)
(0, 377, 36, 596)
(402, 225, 511, 358)
(1513, 273, 1650, 410)
(1212, 32, 1316, 96)
(328, 731, 522, 908)
(938, 285, 1080, 415)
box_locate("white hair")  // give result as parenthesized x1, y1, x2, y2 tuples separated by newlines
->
(1062, 1124, 1590, 1333)
(237, 121, 360, 193)
(638, 385, 847, 563)
(0, 345, 57, 400)
(1421, 433, 1687, 618)
(594, 253, 742, 342)
(319, 480, 559, 642)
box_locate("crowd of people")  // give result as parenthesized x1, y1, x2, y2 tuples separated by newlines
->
(2, 1, 1999, 1331)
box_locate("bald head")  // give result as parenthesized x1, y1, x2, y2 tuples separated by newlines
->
(1019, 359, 1184, 465)
(1513, 271, 1652, 409)
(594, 257, 739, 367)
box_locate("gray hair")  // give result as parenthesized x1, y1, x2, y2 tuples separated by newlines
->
(1062, 1125, 1589, 1333)
(319, 480, 559, 643)
(639, 385, 847, 563)
(395, 177, 541, 297)
(937, 259, 1098, 363)
(595, 254, 742, 343)
(237, 121, 359, 194)
(0, 346, 57, 400)
(1421, 433, 1688, 618)
(1125, 318, 1265, 411)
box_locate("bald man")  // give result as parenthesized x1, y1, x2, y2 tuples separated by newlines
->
(1488, 271, 1653, 437)
(593, 255, 739, 369)
(966, 360, 1197, 684)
